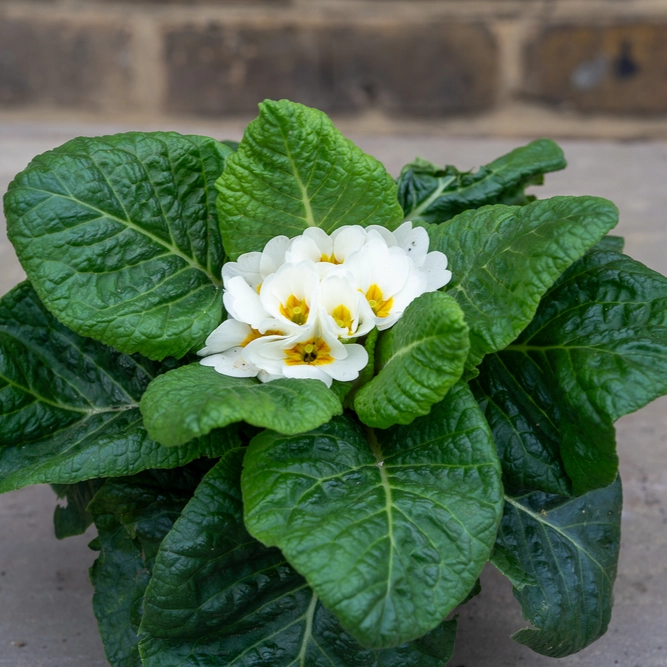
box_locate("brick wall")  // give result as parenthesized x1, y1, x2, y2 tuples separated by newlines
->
(1, 0, 667, 135)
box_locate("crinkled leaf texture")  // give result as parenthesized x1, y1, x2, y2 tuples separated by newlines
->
(398, 139, 566, 224)
(354, 292, 469, 429)
(495, 248, 667, 495)
(498, 478, 622, 658)
(90, 462, 206, 667)
(140, 448, 457, 666)
(431, 196, 618, 367)
(4, 132, 232, 360)
(0, 282, 233, 492)
(489, 544, 536, 591)
(89, 465, 208, 667)
(472, 353, 571, 496)
(243, 382, 503, 649)
(140, 362, 342, 447)
(216, 99, 404, 259)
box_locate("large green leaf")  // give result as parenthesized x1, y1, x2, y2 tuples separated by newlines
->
(431, 196, 618, 367)
(243, 382, 503, 649)
(499, 248, 667, 494)
(216, 99, 404, 260)
(4, 132, 232, 359)
(89, 465, 207, 667)
(497, 478, 622, 657)
(140, 362, 342, 447)
(140, 448, 456, 666)
(472, 353, 571, 496)
(354, 292, 469, 428)
(0, 282, 233, 492)
(398, 139, 566, 224)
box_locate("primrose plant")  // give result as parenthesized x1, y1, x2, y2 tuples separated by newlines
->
(2, 99, 666, 666)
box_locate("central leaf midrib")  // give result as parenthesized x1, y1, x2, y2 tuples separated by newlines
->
(405, 175, 456, 220)
(1, 326, 140, 407)
(382, 331, 445, 368)
(0, 371, 137, 415)
(366, 427, 396, 616)
(278, 125, 317, 228)
(504, 495, 611, 582)
(296, 592, 318, 667)
(18, 185, 222, 287)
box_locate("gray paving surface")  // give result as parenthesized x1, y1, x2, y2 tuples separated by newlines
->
(0, 121, 666, 666)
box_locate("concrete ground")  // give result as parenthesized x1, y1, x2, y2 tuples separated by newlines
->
(0, 121, 666, 667)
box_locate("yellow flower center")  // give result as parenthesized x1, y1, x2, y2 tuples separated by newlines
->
(280, 294, 310, 325)
(320, 253, 342, 264)
(284, 338, 334, 366)
(365, 284, 393, 318)
(331, 304, 354, 333)
(241, 328, 282, 347)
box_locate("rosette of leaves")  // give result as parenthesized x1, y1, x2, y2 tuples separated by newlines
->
(1, 99, 666, 665)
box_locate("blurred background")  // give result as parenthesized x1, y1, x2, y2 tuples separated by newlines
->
(2, 2, 667, 667)
(1, 0, 667, 138)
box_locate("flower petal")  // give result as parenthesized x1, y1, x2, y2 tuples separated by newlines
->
(397, 223, 430, 267)
(197, 319, 252, 356)
(222, 252, 262, 290)
(421, 251, 452, 291)
(259, 262, 321, 328)
(376, 267, 429, 331)
(320, 343, 369, 382)
(259, 235, 292, 277)
(200, 348, 259, 378)
(331, 225, 368, 262)
(320, 270, 375, 339)
(282, 364, 333, 387)
(346, 240, 411, 296)
(365, 224, 396, 247)
(223, 276, 270, 327)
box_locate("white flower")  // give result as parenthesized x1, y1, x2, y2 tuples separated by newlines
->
(197, 318, 291, 378)
(285, 226, 368, 268)
(199, 222, 453, 386)
(367, 221, 452, 291)
(257, 261, 321, 333)
(244, 325, 368, 388)
(222, 235, 292, 291)
(344, 238, 428, 331)
(222, 276, 269, 330)
(319, 268, 375, 340)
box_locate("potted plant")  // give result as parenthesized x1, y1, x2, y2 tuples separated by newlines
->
(1, 99, 664, 665)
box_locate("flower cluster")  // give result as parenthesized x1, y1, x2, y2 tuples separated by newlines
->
(198, 222, 452, 387)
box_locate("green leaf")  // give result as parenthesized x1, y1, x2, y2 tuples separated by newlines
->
(140, 362, 342, 447)
(243, 382, 503, 649)
(500, 248, 667, 494)
(596, 234, 625, 253)
(4, 132, 232, 360)
(220, 139, 240, 151)
(0, 282, 234, 492)
(216, 99, 404, 260)
(398, 139, 566, 224)
(354, 292, 469, 428)
(140, 448, 456, 666)
(52, 479, 105, 539)
(488, 544, 536, 591)
(459, 578, 482, 605)
(497, 478, 622, 657)
(432, 196, 618, 367)
(472, 353, 571, 496)
(89, 465, 206, 667)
